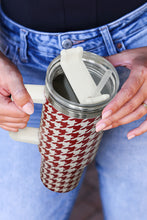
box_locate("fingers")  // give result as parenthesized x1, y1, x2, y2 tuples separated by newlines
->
(0, 125, 18, 132)
(0, 122, 27, 130)
(95, 67, 147, 138)
(0, 96, 29, 117)
(96, 100, 147, 131)
(106, 47, 147, 68)
(0, 115, 29, 123)
(0, 52, 34, 115)
(104, 48, 147, 119)
(0, 96, 30, 131)
(0, 53, 33, 133)
(106, 51, 132, 68)
(103, 115, 147, 140)
(0, 101, 29, 131)
(8, 76, 34, 115)
(102, 66, 145, 118)
(127, 117, 147, 139)
(96, 47, 147, 138)
(103, 84, 146, 123)
(96, 102, 147, 141)
(103, 103, 147, 129)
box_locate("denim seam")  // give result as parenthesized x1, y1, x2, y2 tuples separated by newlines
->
(20, 29, 29, 63)
(0, 44, 9, 55)
(100, 26, 117, 55)
(12, 45, 19, 64)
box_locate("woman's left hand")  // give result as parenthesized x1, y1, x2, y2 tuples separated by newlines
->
(96, 47, 147, 139)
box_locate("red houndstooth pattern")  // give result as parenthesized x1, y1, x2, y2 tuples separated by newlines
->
(39, 99, 103, 193)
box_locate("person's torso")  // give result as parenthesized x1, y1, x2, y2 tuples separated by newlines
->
(1, 0, 145, 32)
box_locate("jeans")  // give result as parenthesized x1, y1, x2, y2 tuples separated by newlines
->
(0, 3, 147, 220)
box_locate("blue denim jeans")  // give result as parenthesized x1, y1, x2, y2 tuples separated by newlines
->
(0, 3, 147, 220)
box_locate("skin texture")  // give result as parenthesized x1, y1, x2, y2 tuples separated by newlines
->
(0, 47, 147, 139)
(0, 51, 34, 132)
(96, 47, 147, 139)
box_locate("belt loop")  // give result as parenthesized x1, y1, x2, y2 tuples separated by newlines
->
(20, 29, 28, 62)
(100, 26, 117, 56)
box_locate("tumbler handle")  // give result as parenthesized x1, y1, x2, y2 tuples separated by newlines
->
(9, 84, 45, 145)
(24, 84, 45, 104)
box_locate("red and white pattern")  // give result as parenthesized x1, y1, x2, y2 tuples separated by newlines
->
(39, 100, 103, 193)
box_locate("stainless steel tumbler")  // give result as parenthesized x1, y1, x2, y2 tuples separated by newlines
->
(10, 51, 119, 192)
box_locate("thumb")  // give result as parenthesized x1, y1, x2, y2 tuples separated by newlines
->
(105, 50, 133, 68)
(8, 75, 34, 115)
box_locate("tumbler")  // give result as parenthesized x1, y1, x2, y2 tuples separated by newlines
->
(9, 51, 119, 193)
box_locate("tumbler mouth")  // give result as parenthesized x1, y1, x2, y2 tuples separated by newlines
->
(45, 51, 119, 118)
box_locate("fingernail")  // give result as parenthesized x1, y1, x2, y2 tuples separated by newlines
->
(96, 123, 106, 132)
(103, 125, 112, 131)
(22, 102, 34, 115)
(127, 134, 135, 140)
(102, 110, 112, 119)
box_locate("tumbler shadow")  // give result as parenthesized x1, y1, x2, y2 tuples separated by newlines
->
(69, 161, 104, 220)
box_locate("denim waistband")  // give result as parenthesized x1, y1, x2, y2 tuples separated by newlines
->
(0, 3, 147, 53)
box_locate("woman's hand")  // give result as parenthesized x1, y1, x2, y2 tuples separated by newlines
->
(96, 47, 147, 139)
(0, 52, 34, 132)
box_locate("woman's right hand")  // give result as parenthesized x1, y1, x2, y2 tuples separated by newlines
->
(0, 52, 34, 132)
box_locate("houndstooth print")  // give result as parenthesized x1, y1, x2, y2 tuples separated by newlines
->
(39, 99, 103, 193)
